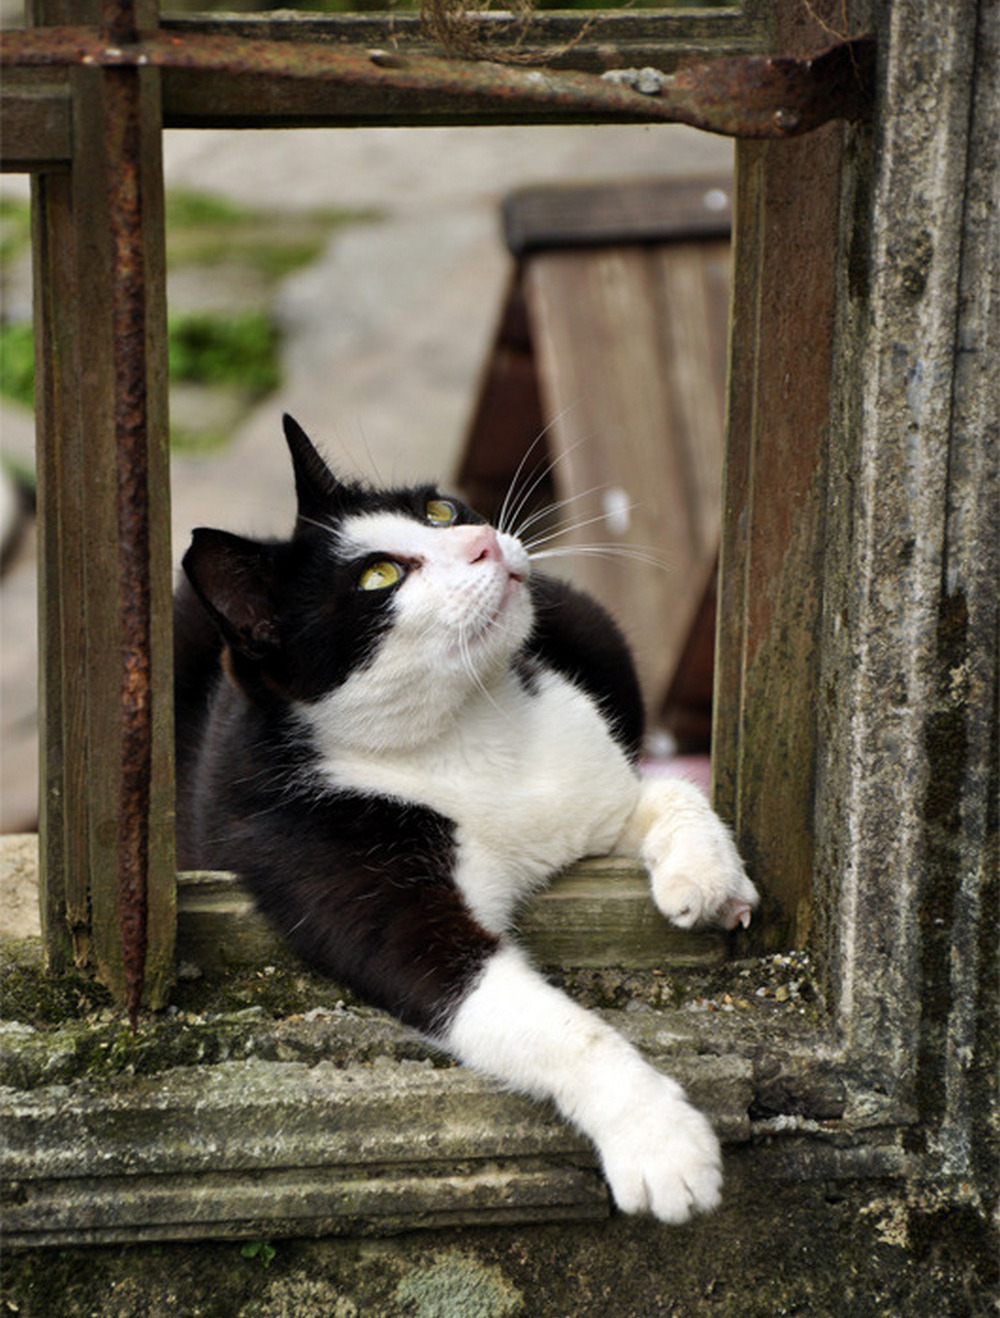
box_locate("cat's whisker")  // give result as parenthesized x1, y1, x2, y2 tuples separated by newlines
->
(512, 480, 615, 545)
(522, 502, 643, 554)
(530, 543, 672, 572)
(295, 512, 339, 538)
(499, 415, 584, 537)
(496, 408, 577, 536)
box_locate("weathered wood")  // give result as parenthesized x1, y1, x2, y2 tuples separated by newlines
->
(0, 79, 71, 171)
(32, 168, 88, 971)
(29, 0, 175, 1006)
(814, 0, 999, 1180)
(176, 858, 728, 974)
(525, 238, 730, 715)
(711, 119, 844, 952)
(504, 174, 731, 255)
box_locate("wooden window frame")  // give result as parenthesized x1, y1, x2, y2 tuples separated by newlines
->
(1, 0, 996, 1247)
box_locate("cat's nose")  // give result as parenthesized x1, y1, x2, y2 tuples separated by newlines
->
(464, 526, 503, 565)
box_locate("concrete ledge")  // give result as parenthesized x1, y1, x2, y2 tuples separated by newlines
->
(0, 835, 915, 1249)
(0, 1007, 755, 1246)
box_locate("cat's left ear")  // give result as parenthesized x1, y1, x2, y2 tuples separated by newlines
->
(182, 528, 282, 661)
(283, 414, 345, 527)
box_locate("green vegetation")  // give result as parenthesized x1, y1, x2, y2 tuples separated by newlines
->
(168, 309, 281, 396)
(0, 196, 32, 264)
(0, 321, 35, 411)
(164, 187, 380, 282)
(0, 188, 381, 452)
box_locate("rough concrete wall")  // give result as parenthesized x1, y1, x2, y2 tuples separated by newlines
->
(3, 1163, 997, 1317)
(815, 0, 999, 1202)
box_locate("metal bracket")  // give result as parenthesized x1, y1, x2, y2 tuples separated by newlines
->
(2, 30, 875, 139)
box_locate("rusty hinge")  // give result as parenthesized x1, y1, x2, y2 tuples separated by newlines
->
(2, 29, 875, 138)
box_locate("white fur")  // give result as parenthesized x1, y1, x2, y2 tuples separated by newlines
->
(447, 945, 723, 1222)
(297, 507, 758, 1221)
(616, 778, 759, 931)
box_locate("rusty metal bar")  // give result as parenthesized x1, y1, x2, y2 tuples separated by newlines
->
(1, 30, 875, 138)
(101, 0, 150, 1028)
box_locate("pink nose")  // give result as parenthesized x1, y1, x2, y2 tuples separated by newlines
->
(462, 525, 503, 565)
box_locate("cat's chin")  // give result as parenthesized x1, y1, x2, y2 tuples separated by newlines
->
(447, 578, 532, 675)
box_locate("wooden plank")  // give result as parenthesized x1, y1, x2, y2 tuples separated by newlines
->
(70, 57, 176, 1008)
(504, 175, 732, 255)
(176, 858, 727, 973)
(710, 1, 847, 952)
(29, 0, 175, 1006)
(455, 272, 548, 523)
(156, 9, 770, 131)
(0, 80, 71, 171)
(524, 239, 729, 718)
(31, 169, 90, 971)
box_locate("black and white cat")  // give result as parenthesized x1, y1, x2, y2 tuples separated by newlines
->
(174, 415, 759, 1224)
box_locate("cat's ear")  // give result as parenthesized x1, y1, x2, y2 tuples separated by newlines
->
(283, 414, 344, 526)
(182, 528, 281, 660)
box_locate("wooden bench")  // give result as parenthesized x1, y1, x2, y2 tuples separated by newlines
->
(457, 175, 731, 749)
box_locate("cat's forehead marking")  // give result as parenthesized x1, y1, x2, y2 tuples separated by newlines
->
(337, 509, 458, 561)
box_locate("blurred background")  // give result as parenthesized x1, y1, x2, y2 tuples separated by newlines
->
(1, 111, 732, 837)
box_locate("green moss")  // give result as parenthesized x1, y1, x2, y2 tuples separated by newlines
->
(2, 1176, 996, 1318)
(0, 941, 114, 1026)
(164, 187, 381, 283)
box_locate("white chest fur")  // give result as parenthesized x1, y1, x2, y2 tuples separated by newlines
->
(306, 668, 640, 931)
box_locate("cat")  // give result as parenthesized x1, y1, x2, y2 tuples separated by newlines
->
(174, 414, 759, 1224)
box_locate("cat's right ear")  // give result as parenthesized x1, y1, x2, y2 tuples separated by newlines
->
(283, 414, 345, 527)
(182, 528, 281, 661)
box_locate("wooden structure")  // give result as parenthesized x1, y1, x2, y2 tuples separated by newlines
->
(458, 174, 731, 748)
(1, 0, 997, 1262)
(1, 0, 877, 1009)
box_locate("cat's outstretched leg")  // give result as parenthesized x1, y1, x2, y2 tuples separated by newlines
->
(616, 778, 759, 931)
(446, 944, 722, 1223)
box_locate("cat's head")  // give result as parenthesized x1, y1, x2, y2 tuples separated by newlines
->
(182, 416, 533, 741)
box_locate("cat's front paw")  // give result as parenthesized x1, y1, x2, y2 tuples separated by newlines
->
(652, 833, 759, 931)
(597, 1073, 722, 1223)
(636, 781, 759, 931)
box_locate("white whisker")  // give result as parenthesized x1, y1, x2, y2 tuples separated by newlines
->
(497, 410, 581, 536)
(530, 543, 672, 572)
(523, 501, 642, 554)
(512, 480, 615, 544)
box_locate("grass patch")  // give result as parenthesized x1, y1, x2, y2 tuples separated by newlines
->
(1, 311, 282, 415)
(0, 322, 35, 410)
(165, 187, 381, 283)
(0, 197, 32, 264)
(0, 187, 378, 450)
(168, 309, 281, 396)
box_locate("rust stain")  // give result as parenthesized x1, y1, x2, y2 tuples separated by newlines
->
(1, 30, 875, 138)
(102, 0, 150, 1030)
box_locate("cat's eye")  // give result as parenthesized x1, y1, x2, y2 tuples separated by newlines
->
(425, 498, 458, 526)
(358, 560, 404, 591)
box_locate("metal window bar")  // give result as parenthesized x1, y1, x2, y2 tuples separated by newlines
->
(0, 3, 874, 1025)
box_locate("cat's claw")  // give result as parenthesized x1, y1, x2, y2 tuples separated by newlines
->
(652, 838, 759, 931)
(631, 781, 760, 931)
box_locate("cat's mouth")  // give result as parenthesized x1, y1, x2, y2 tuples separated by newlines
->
(459, 567, 528, 653)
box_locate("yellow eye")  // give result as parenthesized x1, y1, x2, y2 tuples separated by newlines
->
(358, 560, 403, 591)
(425, 498, 457, 526)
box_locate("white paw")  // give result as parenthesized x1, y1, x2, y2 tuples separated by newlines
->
(639, 784, 759, 931)
(652, 834, 759, 931)
(595, 1071, 723, 1223)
